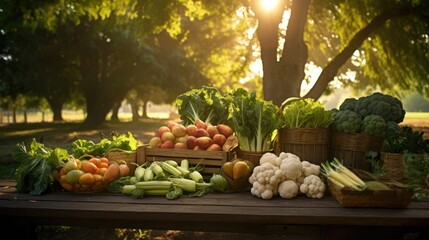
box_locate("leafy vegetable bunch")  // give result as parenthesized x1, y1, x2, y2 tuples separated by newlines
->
(226, 88, 281, 152)
(331, 92, 405, 138)
(280, 97, 332, 128)
(12, 139, 70, 195)
(175, 86, 229, 126)
(383, 125, 429, 154)
(70, 131, 138, 158)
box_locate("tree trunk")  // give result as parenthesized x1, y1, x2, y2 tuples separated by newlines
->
(12, 107, 17, 124)
(110, 102, 120, 123)
(47, 98, 64, 122)
(24, 111, 27, 123)
(253, 0, 309, 106)
(130, 99, 140, 122)
(141, 101, 149, 119)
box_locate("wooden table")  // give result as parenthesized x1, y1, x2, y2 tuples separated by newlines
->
(1, 179, 428, 239)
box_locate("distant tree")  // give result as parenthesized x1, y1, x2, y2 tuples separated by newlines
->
(402, 92, 429, 112)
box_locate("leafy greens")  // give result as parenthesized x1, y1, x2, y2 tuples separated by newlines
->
(281, 98, 332, 128)
(12, 139, 69, 196)
(175, 86, 229, 125)
(226, 88, 281, 152)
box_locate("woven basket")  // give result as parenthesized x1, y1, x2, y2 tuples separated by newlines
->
(328, 179, 412, 208)
(381, 152, 405, 181)
(276, 128, 330, 165)
(330, 131, 384, 171)
(236, 149, 273, 167)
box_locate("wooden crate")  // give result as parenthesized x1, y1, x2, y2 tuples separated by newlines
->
(106, 151, 137, 174)
(137, 146, 236, 180)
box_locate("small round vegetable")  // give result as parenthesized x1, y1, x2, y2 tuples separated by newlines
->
(118, 163, 130, 177)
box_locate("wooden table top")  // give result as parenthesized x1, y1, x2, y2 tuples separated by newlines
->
(1, 179, 428, 233)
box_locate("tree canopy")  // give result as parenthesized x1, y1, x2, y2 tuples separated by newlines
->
(1, 0, 429, 125)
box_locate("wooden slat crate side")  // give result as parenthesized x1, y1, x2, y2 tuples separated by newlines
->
(106, 151, 137, 173)
(145, 147, 227, 159)
(136, 146, 234, 179)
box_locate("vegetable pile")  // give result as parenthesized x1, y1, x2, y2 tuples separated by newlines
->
(56, 156, 130, 193)
(280, 98, 333, 129)
(115, 159, 229, 199)
(248, 152, 326, 199)
(13, 132, 138, 195)
(148, 121, 237, 151)
(331, 92, 405, 138)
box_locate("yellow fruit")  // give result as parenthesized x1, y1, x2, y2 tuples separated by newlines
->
(222, 162, 234, 179)
(232, 161, 251, 180)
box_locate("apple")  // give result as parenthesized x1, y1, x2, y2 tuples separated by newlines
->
(195, 128, 209, 138)
(158, 126, 171, 138)
(149, 137, 162, 148)
(195, 136, 213, 150)
(160, 141, 174, 149)
(186, 125, 198, 137)
(167, 122, 178, 130)
(206, 143, 222, 151)
(186, 136, 197, 149)
(161, 131, 176, 143)
(176, 136, 187, 144)
(174, 142, 187, 149)
(212, 134, 226, 146)
(206, 125, 220, 138)
(172, 124, 187, 137)
(217, 124, 233, 138)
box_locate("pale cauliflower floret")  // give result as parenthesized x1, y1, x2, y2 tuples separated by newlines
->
(278, 180, 299, 199)
(279, 156, 302, 180)
(301, 161, 321, 177)
(296, 175, 305, 189)
(249, 162, 282, 199)
(279, 152, 300, 162)
(299, 175, 326, 199)
(259, 152, 278, 166)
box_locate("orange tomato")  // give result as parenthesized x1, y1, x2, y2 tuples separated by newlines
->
(93, 174, 103, 182)
(79, 173, 95, 186)
(61, 182, 74, 192)
(99, 162, 109, 169)
(96, 167, 108, 176)
(99, 157, 109, 164)
(88, 157, 101, 167)
(80, 161, 98, 174)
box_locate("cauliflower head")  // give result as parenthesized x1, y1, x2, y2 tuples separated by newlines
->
(299, 175, 326, 199)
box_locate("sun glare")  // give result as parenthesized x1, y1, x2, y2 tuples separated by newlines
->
(260, 0, 279, 11)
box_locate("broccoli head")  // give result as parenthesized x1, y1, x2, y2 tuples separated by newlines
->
(331, 110, 362, 133)
(361, 114, 386, 138)
(354, 92, 405, 123)
(339, 98, 358, 111)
